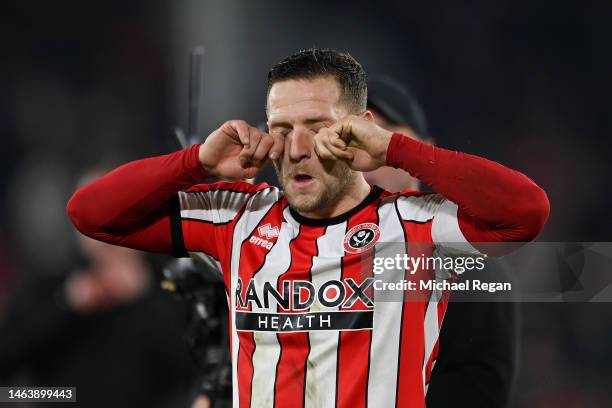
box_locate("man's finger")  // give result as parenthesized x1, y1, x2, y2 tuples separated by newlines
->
(229, 120, 251, 147)
(315, 130, 347, 161)
(321, 129, 353, 160)
(242, 164, 261, 180)
(252, 134, 274, 164)
(239, 128, 262, 161)
(269, 132, 284, 160)
(328, 121, 341, 134)
(329, 132, 347, 150)
(314, 137, 335, 160)
(328, 142, 354, 160)
(325, 140, 353, 161)
(329, 119, 353, 142)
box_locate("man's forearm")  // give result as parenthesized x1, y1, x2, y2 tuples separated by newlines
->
(67, 144, 209, 250)
(386, 133, 550, 243)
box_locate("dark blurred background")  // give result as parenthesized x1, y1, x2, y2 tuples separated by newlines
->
(1, 0, 611, 406)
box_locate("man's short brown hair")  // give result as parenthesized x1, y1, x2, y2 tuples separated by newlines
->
(267, 48, 367, 113)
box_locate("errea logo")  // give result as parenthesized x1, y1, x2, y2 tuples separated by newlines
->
(258, 223, 279, 239)
(249, 223, 279, 250)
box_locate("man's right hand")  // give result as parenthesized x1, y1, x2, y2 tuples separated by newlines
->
(199, 120, 283, 179)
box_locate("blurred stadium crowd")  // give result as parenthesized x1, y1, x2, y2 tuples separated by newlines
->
(2, 1, 612, 406)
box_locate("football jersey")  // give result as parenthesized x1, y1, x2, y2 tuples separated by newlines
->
(170, 180, 482, 408)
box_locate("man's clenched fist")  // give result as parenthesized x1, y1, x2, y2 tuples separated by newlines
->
(199, 120, 283, 179)
(313, 115, 394, 172)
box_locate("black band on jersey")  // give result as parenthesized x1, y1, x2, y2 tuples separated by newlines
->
(289, 186, 384, 227)
(169, 194, 189, 258)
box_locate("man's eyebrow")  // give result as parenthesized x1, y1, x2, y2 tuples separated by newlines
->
(269, 116, 332, 128)
(268, 120, 292, 129)
(303, 116, 332, 125)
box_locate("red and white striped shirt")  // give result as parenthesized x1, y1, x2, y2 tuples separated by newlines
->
(67, 133, 549, 408)
(172, 181, 482, 408)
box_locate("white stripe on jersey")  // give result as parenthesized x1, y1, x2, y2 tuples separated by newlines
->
(229, 188, 280, 408)
(249, 206, 299, 408)
(367, 196, 406, 408)
(431, 199, 481, 256)
(179, 189, 250, 223)
(397, 193, 481, 257)
(304, 222, 347, 408)
(396, 193, 441, 222)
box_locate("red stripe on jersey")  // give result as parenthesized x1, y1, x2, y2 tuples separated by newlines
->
(236, 201, 284, 408)
(181, 181, 271, 265)
(335, 201, 380, 408)
(183, 199, 250, 296)
(395, 215, 435, 408)
(223, 209, 244, 304)
(181, 180, 270, 268)
(274, 225, 325, 408)
(181, 219, 227, 260)
(237, 333, 256, 408)
(220, 207, 249, 367)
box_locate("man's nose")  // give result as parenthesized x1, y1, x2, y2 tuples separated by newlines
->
(288, 128, 313, 162)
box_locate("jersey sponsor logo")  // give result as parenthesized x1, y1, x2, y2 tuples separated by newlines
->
(249, 235, 274, 250)
(343, 223, 380, 253)
(248, 223, 280, 250)
(235, 310, 373, 332)
(235, 277, 375, 332)
(258, 222, 280, 239)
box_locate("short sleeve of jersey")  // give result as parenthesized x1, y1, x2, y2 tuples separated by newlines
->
(169, 180, 269, 266)
(395, 192, 483, 257)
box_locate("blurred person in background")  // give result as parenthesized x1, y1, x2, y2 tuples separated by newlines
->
(0, 169, 199, 408)
(364, 76, 519, 408)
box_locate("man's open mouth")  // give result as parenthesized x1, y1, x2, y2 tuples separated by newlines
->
(294, 174, 312, 182)
(291, 173, 314, 187)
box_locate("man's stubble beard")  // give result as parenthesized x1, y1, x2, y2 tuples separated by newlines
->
(273, 160, 353, 214)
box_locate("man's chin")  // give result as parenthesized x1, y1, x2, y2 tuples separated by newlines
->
(285, 190, 322, 213)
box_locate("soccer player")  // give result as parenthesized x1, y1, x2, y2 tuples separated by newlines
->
(67, 48, 549, 408)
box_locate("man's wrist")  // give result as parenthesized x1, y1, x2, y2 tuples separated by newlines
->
(197, 144, 210, 172)
(377, 128, 394, 165)
(189, 144, 212, 179)
(385, 132, 432, 170)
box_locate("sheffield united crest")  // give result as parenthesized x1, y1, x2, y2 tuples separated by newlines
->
(343, 223, 381, 254)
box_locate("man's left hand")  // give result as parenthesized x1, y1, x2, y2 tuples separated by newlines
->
(313, 115, 393, 171)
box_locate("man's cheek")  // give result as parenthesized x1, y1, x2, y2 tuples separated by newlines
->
(320, 159, 337, 173)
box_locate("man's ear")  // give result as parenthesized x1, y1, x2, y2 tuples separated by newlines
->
(360, 110, 375, 122)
